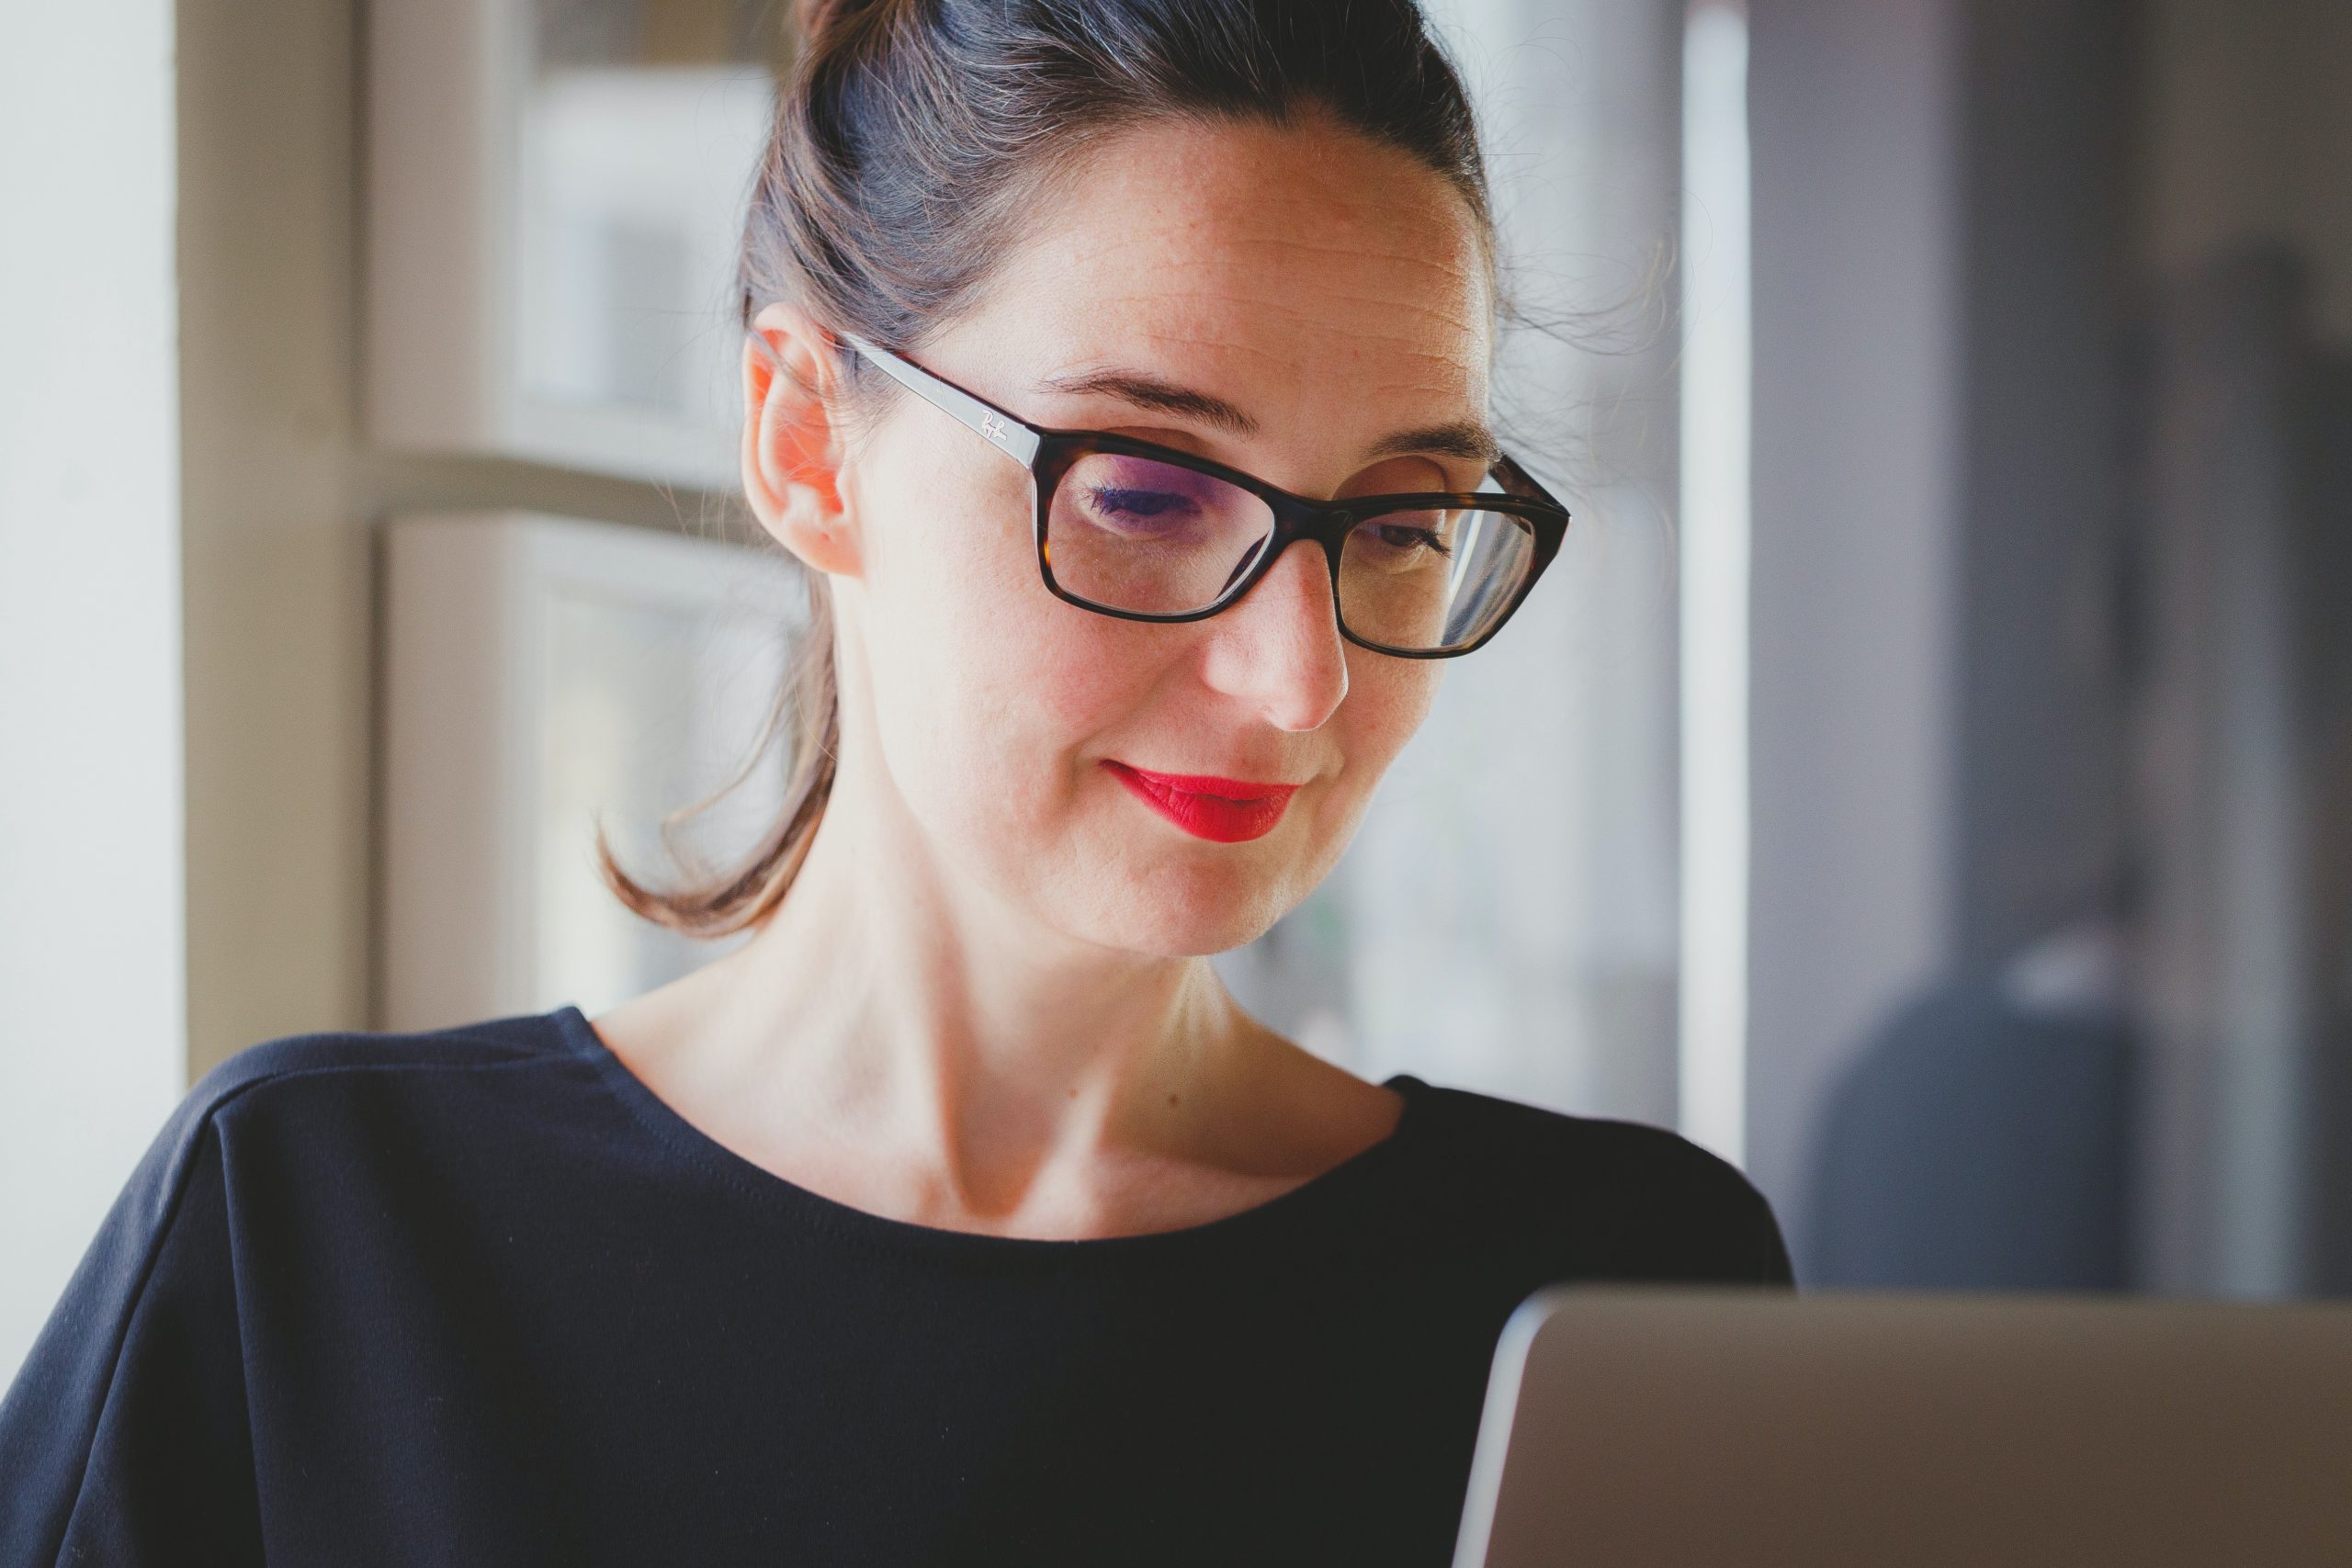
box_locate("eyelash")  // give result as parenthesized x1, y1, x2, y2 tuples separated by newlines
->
(1369, 521, 1453, 558)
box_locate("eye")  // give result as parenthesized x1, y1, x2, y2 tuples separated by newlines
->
(1378, 522, 1451, 556)
(1361, 517, 1453, 561)
(1082, 483, 1201, 532)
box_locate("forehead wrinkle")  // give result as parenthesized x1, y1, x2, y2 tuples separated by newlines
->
(1308, 290, 1488, 338)
(1210, 231, 1484, 277)
(1086, 251, 1488, 329)
(1052, 224, 1486, 299)
(1116, 325, 1485, 399)
(1137, 320, 1486, 395)
(1062, 272, 1480, 333)
(1173, 288, 1487, 342)
(1195, 228, 1478, 271)
(1094, 289, 1489, 361)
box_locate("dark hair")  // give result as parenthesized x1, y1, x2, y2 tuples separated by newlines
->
(600, 0, 1498, 936)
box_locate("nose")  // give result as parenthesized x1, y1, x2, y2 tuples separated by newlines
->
(1195, 536, 1350, 731)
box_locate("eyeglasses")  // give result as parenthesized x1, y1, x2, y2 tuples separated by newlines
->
(837, 333, 1571, 659)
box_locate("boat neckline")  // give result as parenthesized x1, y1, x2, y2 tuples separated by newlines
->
(548, 1001, 1433, 1261)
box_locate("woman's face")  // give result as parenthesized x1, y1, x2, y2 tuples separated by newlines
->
(805, 111, 1496, 957)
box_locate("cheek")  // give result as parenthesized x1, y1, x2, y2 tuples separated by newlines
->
(854, 452, 1159, 832)
(1304, 654, 1442, 845)
(1357, 656, 1443, 764)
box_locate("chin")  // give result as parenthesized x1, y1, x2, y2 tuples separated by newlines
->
(1058, 849, 1323, 959)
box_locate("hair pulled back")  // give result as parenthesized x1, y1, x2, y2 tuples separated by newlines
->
(601, 0, 1496, 937)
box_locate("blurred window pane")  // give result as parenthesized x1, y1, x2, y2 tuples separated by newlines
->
(516, 1, 789, 423)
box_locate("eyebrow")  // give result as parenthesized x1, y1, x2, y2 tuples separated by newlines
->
(1035, 367, 1255, 436)
(1376, 419, 1506, 468)
(1033, 366, 1504, 470)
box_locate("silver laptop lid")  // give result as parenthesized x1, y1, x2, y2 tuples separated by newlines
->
(1453, 1287, 2352, 1568)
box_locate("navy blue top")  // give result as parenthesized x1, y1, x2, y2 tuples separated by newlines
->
(1, 1005, 1791, 1565)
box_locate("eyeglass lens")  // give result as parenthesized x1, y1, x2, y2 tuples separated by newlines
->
(1044, 452, 1538, 653)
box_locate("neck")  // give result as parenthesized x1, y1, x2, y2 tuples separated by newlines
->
(683, 743, 1271, 1217)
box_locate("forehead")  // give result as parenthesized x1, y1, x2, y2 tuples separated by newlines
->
(955, 111, 1496, 430)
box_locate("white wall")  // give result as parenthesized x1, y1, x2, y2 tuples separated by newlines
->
(0, 3, 188, 1383)
(175, 0, 737, 1086)
(177, 0, 377, 1081)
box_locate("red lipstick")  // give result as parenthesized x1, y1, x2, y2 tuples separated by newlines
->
(1102, 761, 1300, 843)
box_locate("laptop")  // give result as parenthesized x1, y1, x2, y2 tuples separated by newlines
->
(1451, 1286, 2352, 1567)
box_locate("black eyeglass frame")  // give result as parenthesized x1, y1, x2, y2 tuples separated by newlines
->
(837, 332, 1572, 659)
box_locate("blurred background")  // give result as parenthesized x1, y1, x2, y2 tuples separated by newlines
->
(4, 0, 2348, 1384)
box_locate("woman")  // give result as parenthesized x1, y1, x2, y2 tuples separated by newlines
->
(0, 1, 1790, 1562)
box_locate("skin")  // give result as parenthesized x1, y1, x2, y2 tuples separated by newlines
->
(588, 107, 1498, 1239)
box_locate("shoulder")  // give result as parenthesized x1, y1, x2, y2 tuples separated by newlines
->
(1403, 1078, 1793, 1286)
(90, 1010, 581, 1256)
(1412, 1080, 1771, 1224)
(186, 1007, 564, 1117)
(149, 1010, 573, 1182)
(0, 1013, 570, 1550)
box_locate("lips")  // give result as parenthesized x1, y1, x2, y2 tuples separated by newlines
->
(1102, 761, 1301, 843)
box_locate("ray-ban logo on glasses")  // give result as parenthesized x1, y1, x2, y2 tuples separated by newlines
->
(979, 413, 1011, 444)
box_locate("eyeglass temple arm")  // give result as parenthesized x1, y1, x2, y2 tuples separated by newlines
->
(840, 332, 1044, 468)
(1489, 451, 1566, 512)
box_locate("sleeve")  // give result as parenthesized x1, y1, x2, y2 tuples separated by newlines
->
(0, 1099, 265, 1565)
(1745, 1179, 1799, 1288)
(1563, 1117, 1799, 1291)
(1668, 1133, 1798, 1290)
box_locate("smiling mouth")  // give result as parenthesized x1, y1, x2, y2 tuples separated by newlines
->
(1101, 761, 1301, 843)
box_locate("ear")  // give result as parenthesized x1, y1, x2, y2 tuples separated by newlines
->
(742, 301, 862, 578)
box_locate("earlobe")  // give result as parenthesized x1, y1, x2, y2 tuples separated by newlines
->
(741, 305, 863, 579)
